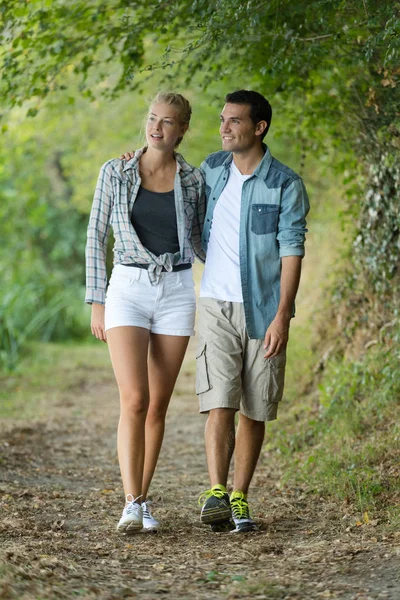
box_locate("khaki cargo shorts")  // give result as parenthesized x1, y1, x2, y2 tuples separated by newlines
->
(196, 297, 287, 422)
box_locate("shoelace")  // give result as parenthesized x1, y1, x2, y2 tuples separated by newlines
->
(142, 500, 153, 518)
(125, 493, 142, 514)
(230, 495, 250, 519)
(198, 487, 227, 506)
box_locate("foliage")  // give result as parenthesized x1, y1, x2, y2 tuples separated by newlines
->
(0, 0, 399, 366)
(0, 106, 91, 369)
(1, 2, 399, 119)
(353, 154, 400, 292)
(268, 325, 400, 512)
(331, 144, 400, 341)
(356, 152, 400, 293)
(1, 1, 399, 160)
(0, 271, 75, 371)
(2, 0, 399, 309)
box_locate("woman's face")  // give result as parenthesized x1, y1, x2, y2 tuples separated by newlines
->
(146, 103, 187, 152)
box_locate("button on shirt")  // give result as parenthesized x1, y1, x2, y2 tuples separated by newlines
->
(200, 161, 251, 302)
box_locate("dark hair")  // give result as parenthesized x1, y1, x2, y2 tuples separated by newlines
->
(225, 90, 272, 140)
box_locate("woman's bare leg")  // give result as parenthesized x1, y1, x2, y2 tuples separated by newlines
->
(107, 326, 150, 499)
(141, 334, 190, 499)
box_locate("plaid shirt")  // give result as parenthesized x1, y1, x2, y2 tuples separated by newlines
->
(85, 147, 206, 304)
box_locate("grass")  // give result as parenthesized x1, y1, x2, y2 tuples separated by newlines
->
(267, 327, 400, 516)
(0, 340, 111, 420)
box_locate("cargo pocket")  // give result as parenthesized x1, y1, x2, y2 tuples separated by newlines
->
(266, 351, 287, 404)
(251, 204, 279, 235)
(195, 343, 212, 395)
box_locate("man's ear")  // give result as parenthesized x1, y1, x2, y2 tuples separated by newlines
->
(255, 120, 268, 137)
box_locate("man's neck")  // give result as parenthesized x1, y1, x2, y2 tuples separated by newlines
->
(232, 145, 265, 175)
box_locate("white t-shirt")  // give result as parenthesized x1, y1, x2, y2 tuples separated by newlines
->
(200, 162, 252, 302)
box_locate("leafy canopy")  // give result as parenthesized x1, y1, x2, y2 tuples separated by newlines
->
(1, 1, 399, 129)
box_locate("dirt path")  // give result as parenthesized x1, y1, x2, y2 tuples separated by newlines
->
(0, 340, 398, 600)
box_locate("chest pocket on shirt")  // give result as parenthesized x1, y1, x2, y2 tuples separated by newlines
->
(251, 204, 279, 235)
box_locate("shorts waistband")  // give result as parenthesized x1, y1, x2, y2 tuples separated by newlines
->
(124, 262, 192, 272)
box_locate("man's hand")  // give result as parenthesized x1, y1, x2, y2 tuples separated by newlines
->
(264, 256, 302, 358)
(91, 303, 107, 343)
(263, 314, 290, 358)
(119, 151, 135, 160)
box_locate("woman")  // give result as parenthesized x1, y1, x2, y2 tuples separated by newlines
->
(85, 93, 205, 533)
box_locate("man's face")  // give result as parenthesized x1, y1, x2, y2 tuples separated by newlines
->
(219, 103, 261, 153)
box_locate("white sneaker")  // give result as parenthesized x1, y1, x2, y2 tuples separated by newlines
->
(142, 500, 160, 532)
(117, 494, 143, 534)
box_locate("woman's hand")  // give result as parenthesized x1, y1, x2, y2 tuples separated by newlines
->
(119, 151, 135, 160)
(91, 303, 107, 343)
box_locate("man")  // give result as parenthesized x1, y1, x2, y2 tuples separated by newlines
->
(196, 90, 309, 533)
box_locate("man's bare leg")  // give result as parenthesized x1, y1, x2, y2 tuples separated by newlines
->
(233, 413, 265, 494)
(201, 408, 236, 528)
(204, 407, 236, 487)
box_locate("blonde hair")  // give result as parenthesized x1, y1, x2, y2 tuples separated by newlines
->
(149, 92, 192, 146)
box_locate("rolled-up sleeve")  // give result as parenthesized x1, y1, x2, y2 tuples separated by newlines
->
(191, 171, 206, 263)
(85, 162, 113, 304)
(277, 178, 310, 258)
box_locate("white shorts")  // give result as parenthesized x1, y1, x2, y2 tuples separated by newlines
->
(105, 264, 196, 336)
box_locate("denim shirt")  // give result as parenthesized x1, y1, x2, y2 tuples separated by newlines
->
(200, 146, 310, 339)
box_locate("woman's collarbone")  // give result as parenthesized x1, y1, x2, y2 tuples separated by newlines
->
(140, 173, 175, 193)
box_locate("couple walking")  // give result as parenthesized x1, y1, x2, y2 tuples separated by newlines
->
(85, 90, 310, 534)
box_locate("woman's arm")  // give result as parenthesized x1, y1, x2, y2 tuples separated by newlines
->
(85, 161, 114, 341)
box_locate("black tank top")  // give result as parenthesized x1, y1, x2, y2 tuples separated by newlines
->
(131, 186, 179, 256)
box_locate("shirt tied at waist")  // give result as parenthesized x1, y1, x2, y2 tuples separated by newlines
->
(124, 255, 192, 285)
(148, 256, 174, 284)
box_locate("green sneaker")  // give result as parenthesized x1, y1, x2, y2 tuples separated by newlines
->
(198, 484, 234, 529)
(230, 490, 258, 533)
